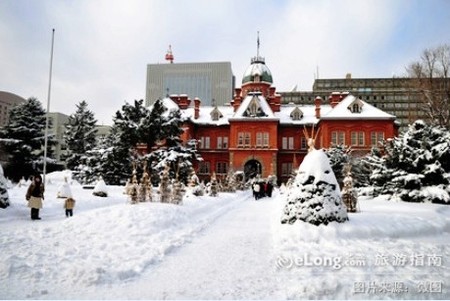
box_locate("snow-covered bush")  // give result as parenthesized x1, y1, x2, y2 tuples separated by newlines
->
(93, 177, 108, 197)
(57, 177, 73, 198)
(281, 149, 348, 226)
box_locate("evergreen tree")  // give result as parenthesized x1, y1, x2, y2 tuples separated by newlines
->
(367, 120, 450, 203)
(64, 101, 98, 172)
(0, 98, 55, 181)
(324, 144, 351, 187)
(143, 100, 200, 184)
(281, 149, 348, 226)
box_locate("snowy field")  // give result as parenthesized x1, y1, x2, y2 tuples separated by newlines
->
(1, 171, 449, 300)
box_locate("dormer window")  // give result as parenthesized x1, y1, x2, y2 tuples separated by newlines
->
(210, 107, 223, 121)
(348, 99, 363, 113)
(290, 107, 303, 120)
(352, 103, 361, 113)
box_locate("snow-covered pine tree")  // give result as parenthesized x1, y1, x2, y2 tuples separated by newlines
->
(281, 149, 349, 226)
(64, 101, 98, 174)
(143, 100, 200, 185)
(0, 98, 55, 181)
(0, 164, 10, 209)
(324, 144, 351, 187)
(367, 120, 450, 203)
(99, 101, 148, 185)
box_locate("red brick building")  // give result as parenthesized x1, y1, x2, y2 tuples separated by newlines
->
(163, 56, 398, 183)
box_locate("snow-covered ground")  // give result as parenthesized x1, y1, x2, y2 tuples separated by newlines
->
(1, 171, 449, 299)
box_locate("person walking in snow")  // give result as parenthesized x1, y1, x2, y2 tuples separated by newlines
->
(64, 197, 76, 217)
(253, 182, 261, 200)
(25, 174, 45, 220)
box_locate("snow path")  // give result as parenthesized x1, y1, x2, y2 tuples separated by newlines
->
(79, 194, 284, 300)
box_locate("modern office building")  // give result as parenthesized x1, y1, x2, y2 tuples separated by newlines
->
(0, 91, 26, 128)
(145, 61, 234, 107)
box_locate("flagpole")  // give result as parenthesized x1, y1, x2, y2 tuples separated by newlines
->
(43, 28, 55, 185)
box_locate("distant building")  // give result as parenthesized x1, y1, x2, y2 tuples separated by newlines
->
(0, 91, 26, 166)
(0, 91, 26, 128)
(47, 113, 112, 166)
(47, 112, 70, 164)
(145, 61, 234, 107)
(279, 74, 450, 130)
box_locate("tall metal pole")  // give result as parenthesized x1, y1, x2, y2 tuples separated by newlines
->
(43, 28, 55, 185)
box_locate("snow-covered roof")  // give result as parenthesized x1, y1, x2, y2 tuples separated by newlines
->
(322, 95, 396, 120)
(184, 106, 235, 126)
(172, 93, 395, 126)
(275, 104, 332, 125)
(230, 93, 277, 120)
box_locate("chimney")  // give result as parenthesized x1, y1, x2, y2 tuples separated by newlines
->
(233, 88, 242, 112)
(194, 97, 201, 119)
(314, 96, 322, 118)
(170, 94, 191, 110)
(329, 92, 342, 108)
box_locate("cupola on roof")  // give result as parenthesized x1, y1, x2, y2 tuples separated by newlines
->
(242, 31, 273, 85)
(242, 57, 273, 85)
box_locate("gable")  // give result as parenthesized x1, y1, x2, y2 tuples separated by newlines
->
(232, 92, 276, 119)
(290, 107, 303, 120)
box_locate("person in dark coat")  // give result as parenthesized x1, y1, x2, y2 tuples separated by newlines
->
(266, 181, 273, 197)
(26, 174, 45, 220)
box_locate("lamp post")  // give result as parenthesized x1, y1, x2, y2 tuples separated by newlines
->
(43, 28, 55, 185)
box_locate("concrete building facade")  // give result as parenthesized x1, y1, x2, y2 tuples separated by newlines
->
(0, 91, 26, 128)
(145, 62, 234, 107)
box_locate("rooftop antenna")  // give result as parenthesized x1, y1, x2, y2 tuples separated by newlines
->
(256, 31, 260, 58)
(165, 45, 174, 64)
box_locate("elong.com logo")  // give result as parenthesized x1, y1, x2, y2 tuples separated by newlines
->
(276, 254, 344, 270)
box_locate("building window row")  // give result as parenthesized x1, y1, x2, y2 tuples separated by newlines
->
(198, 136, 229, 149)
(332, 131, 385, 147)
(237, 132, 269, 148)
(198, 161, 228, 175)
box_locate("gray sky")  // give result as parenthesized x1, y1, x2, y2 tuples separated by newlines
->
(1, 0, 449, 125)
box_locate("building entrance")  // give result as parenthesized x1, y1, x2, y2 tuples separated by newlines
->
(244, 159, 262, 180)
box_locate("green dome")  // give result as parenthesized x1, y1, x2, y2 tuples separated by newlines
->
(242, 57, 273, 85)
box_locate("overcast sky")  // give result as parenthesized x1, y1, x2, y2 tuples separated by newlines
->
(1, 0, 449, 125)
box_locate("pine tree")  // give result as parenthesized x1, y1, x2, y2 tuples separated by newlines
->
(367, 120, 450, 203)
(0, 98, 55, 181)
(65, 101, 98, 173)
(324, 144, 351, 187)
(281, 149, 348, 226)
(0, 164, 10, 209)
(144, 102, 200, 185)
